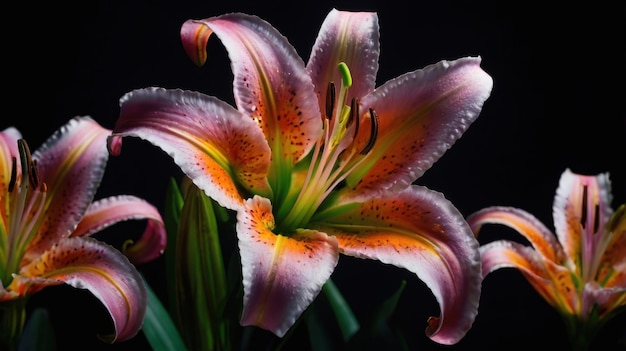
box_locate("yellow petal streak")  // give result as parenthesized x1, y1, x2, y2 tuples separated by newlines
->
(238, 196, 339, 337)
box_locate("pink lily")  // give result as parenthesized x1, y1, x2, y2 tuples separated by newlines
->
(108, 9, 493, 344)
(468, 168, 625, 349)
(0, 116, 166, 345)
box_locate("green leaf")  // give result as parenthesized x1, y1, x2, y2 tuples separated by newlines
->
(322, 278, 359, 341)
(346, 280, 408, 351)
(17, 308, 56, 351)
(142, 278, 188, 351)
(371, 280, 406, 327)
(305, 303, 335, 351)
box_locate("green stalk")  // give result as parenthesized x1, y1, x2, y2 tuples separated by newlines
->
(164, 177, 184, 312)
(174, 182, 230, 351)
(1, 297, 27, 351)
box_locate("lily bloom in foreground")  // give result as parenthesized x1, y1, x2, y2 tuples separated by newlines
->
(109, 9, 493, 344)
(0, 117, 166, 346)
(468, 169, 625, 349)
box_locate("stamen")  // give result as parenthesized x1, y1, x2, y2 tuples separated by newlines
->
(349, 98, 360, 139)
(30, 160, 39, 189)
(18, 139, 38, 188)
(580, 185, 588, 228)
(9, 156, 17, 192)
(360, 108, 379, 155)
(326, 82, 336, 119)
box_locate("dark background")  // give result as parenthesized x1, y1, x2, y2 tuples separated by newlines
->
(3, 1, 625, 350)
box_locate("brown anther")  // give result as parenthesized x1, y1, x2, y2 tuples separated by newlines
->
(360, 108, 379, 155)
(349, 98, 360, 139)
(326, 82, 336, 119)
(30, 159, 40, 189)
(17, 139, 39, 188)
(580, 185, 588, 227)
(8, 156, 17, 192)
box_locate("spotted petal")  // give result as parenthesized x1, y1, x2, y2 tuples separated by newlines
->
(180, 13, 322, 167)
(479, 240, 577, 315)
(25, 117, 111, 264)
(110, 87, 271, 210)
(72, 195, 166, 264)
(345, 57, 493, 200)
(307, 8, 380, 114)
(9, 236, 146, 342)
(315, 185, 481, 345)
(236, 196, 339, 337)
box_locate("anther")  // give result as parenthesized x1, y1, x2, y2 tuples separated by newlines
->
(9, 156, 17, 192)
(30, 160, 40, 189)
(349, 98, 360, 139)
(580, 185, 588, 228)
(326, 82, 336, 119)
(360, 108, 379, 155)
(17, 139, 39, 188)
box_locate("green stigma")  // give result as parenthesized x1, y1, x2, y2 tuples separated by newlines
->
(338, 62, 352, 88)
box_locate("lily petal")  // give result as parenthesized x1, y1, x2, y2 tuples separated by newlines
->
(553, 169, 613, 275)
(306, 8, 379, 111)
(111, 87, 271, 210)
(584, 282, 626, 319)
(467, 206, 565, 263)
(236, 195, 339, 337)
(11, 236, 146, 342)
(25, 117, 110, 264)
(479, 240, 577, 314)
(346, 57, 493, 199)
(0, 126, 21, 174)
(180, 13, 322, 166)
(0, 127, 21, 229)
(597, 204, 626, 288)
(317, 185, 481, 345)
(72, 195, 166, 264)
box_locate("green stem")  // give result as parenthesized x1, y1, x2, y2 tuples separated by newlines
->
(1, 298, 28, 351)
(562, 314, 600, 351)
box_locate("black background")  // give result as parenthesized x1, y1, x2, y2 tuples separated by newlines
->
(3, 1, 625, 350)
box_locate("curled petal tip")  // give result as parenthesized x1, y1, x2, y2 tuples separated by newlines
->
(107, 135, 123, 156)
(180, 20, 212, 67)
(122, 218, 167, 264)
(426, 316, 440, 337)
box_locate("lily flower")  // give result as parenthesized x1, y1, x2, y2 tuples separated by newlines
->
(468, 168, 625, 350)
(108, 9, 493, 344)
(0, 116, 166, 346)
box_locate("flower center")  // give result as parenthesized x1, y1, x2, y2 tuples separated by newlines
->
(1, 139, 47, 286)
(275, 63, 378, 233)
